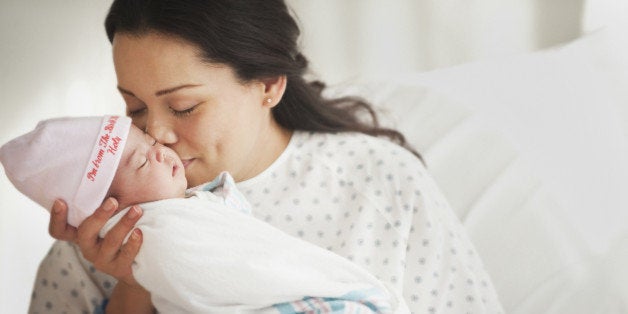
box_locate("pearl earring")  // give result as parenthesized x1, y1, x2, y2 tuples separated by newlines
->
(266, 98, 272, 103)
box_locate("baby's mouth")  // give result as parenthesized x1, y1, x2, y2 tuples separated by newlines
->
(172, 162, 184, 177)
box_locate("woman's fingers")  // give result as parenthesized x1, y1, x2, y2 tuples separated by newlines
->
(116, 228, 143, 286)
(48, 199, 78, 242)
(77, 198, 119, 260)
(76, 201, 143, 284)
(93, 207, 143, 284)
(120, 229, 143, 264)
(50, 197, 144, 284)
(99, 206, 143, 260)
(101, 226, 143, 285)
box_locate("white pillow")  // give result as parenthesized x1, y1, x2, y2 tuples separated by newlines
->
(326, 81, 587, 312)
(401, 27, 628, 255)
(324, 28, 628, 312)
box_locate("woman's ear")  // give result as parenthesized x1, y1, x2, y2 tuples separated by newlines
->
(260, 75, 287, 108)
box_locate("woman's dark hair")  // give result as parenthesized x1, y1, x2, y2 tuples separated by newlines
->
(105, 0, 421, 161)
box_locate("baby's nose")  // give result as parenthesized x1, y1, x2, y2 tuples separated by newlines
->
(156, 149, 165, 163)
(156, 149, 173, 164)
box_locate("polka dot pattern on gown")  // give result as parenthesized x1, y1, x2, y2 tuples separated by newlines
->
(29, 131, 503, 314)
(28, 241, 116, 314)
(238, 131, 503, 313)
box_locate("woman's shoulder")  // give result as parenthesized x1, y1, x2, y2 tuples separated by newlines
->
(294, 130, 425, 172)
(240, 130, 428, 194)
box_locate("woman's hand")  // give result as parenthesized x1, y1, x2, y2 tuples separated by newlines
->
(48, 199, 79, 242)
(49, 198, 144, 286)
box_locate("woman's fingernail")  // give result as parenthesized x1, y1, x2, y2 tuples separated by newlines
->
(53, 200, 62, 213)
(131, 229, 141, 240)
(128, 206, 141, 219)
(104, 198, 115, 211)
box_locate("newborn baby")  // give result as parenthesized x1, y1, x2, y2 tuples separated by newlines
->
(0, 115, 407, 313)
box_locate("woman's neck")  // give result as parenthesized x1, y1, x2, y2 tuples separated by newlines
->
(234, 119, 292, 182)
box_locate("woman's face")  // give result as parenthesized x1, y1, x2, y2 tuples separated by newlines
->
(112, 33, 289, 187)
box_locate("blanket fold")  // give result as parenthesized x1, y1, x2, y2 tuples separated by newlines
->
(101, 194, 405, 313)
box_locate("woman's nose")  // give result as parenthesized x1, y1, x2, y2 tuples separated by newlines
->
(145, 116, 177, 145)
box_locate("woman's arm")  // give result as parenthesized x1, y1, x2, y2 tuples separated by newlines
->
(106, 282, 155, 314)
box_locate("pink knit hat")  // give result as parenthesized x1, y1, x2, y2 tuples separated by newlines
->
(0, 115, 132, 227)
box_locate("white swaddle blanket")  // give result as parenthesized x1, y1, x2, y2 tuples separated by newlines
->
(100, 174, 407, 313)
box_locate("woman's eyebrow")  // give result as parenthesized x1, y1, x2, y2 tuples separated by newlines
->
(154, 84, 202, 97)
(117, 84, 202, 97)
(117, 86, 135, 97)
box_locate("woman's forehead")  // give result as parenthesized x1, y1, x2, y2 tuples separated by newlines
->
(112, 34, 220, 96)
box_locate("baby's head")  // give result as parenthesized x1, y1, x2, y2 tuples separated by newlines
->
(0, 115, 186, 227)
(108, 124, 187, 210)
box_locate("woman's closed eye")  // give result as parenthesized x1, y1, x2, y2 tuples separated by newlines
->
(128, 107, 146, 117)
(169, 104, 198, 117)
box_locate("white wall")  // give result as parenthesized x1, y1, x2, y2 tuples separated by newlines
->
(288, 0, 583, 85)
(0, 0, 590, 312)
(0, 1, 120, 313)
(584, 0, 628, 31)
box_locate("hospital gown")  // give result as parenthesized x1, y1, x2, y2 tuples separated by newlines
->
(29, 131, 503, 314)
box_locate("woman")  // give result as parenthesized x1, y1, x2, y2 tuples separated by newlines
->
(32, 0, 503, 313)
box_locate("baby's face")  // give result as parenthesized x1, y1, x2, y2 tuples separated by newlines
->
(110, 125, 187, 207)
